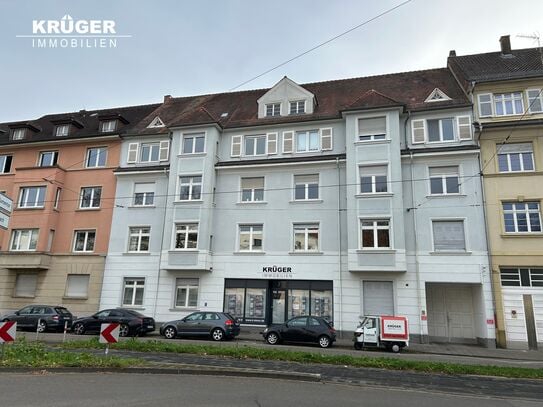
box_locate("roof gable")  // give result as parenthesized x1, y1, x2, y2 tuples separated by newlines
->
(257, 76, 315, 118)
(424, 88, 451, 103)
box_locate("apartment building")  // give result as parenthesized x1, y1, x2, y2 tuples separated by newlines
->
(98, 72, 494, 345)
(0, 104, 159, 316)
(449, 36, 543, 349)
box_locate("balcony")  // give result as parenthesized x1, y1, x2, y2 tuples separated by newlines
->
(0, 252, 51, 270)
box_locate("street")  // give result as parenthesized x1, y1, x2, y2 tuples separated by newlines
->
(0, 373, 539, 407)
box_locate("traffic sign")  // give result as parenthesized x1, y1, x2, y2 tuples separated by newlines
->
(0, 321, 16, 343)
(0, 193, 13, 215)
(99, 323, 120, 344)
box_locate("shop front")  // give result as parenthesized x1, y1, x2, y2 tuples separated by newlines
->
(223, 278, 333, 325)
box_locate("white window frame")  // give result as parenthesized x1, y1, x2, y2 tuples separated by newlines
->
(173, 223, 199, 250)
(128, 226, 151, 252)
(359, 218, 391, 249)
(292, 223, 320, 252)
(55, 124, 70, 137)
(477, 93, 493, 118)
(12, 129, 26, 140)
(240, 177, 265, 203)
(79, 186, 102, 209)
(238, 224, 264, 252)
(295, 130, 320, 153)
(243, 135, 267, 156)
(38, 151, 58, 167)
(18, 186, 46, 208)
(174, 278, 199, 308)
(10, 229, 39, 251)
(494, 92, 524, 116)
(428, 165, 461, 195)
(430, 218, 467, 252)
(426, 117, 456, 143)
(122, 278, 145, 307)
(133, 183, 155, 207)
(178, 175, 203, 201)
(73, 230, 96, 253)
(0, 154, 12, 173)
(64, 274, 90, 298)
(181, 132, 206, 155)
(265, 103, 281, 117)
(293, 174, 319, 201)
(289, 100, 306, 115)
(358, 164, 388, 194)
(502, 202, 542, 233)
(526, 88, 543, 113)
(86, 147, 107, 168)
(101, 120, 117, 133)
(54, 188, 61, 210)
(357, 116, 387, 142)
(497, 144, 535, 173)
(140, 142, 160, 163)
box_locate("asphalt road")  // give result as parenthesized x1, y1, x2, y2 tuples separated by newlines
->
(0, 373, 539, 407)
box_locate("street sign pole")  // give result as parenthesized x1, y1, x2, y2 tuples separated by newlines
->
(1, 343, 5, 361)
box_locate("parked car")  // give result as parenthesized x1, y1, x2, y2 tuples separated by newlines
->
(2, 305, 74, 333)
(71, 309, 155, 337)
(262, 316, 336, 348)
(160, 311, 240, 341)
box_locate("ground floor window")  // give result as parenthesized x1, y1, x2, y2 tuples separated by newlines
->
(175, 278, 199, 308)
(224, 279, 332, 324)
(14, 273, 38, 297)
(65, 274, 90, 298)
(123, 278, 145, 306)
(500, 268, 543, 287)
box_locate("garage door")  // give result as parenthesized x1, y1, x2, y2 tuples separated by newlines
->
(426, 284, 475, 342)
(363, 281, 394, 316)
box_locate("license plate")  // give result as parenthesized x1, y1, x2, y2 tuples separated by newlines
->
(147, 325, 154, 328)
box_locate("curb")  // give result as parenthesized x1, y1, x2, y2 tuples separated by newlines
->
(0, 365, 322, 382)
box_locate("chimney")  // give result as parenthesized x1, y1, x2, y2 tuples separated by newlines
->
(449, 50, 456, 57)
(500, 35, 512, 55)
(163, 94, 172, 102)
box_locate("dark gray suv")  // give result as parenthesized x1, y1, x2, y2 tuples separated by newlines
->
(160, 312, 240, 341)
(2, 305, 74, 332)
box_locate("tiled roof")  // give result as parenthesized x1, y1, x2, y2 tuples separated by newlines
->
(448, 47, 543, 84)
(129, 68, 469, 133)
(0, 103, 160, 146)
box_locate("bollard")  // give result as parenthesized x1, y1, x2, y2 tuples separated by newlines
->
(62, 320, 68, 343)
(35, 318, 42, 341)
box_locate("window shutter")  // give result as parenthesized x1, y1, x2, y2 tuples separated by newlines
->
(266, 132, 278, 155)
(15, 274, 37, 297)
(432, 221, 465, 251)
(499, 143, 533, 153)
(320, 128, 333, 150)
(65, 275, 90, 297)
(282, 131, 294, 153)
(231, 135, 242, 157)
(159, 140, 170, 161)
(457, 116, 472, 140)
(411, 120, 426, 144)
(127, 143, 139, 163)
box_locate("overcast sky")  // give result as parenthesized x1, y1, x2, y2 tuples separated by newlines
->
(1, 0, 542, 122)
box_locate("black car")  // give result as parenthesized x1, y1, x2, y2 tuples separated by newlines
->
(262, 316, 336, 348)
(2, 305, 74, 333)
(71, 309, 155, 337)
(160, 311, 240, 341)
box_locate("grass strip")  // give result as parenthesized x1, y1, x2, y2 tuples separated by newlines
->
(62, 338, 543, 379)
(0, 339, 142, 368)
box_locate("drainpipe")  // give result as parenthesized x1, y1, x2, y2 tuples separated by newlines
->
(336, 156, 343, 337)
(152, 131, 173, 320)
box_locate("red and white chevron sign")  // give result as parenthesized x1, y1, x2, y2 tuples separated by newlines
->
(0, 321, 16, 343)
(99, 323, 120, 344)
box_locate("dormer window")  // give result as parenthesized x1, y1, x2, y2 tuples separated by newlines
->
(266, 103, 281, 117)
(55, 124, 70, 137)
(100, 120, 117, 133)
(425, 88, 451, 103)
(12, 128, 26, 140)
(289, 100, 306, 115)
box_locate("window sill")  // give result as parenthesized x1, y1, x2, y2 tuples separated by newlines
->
(501, 233, 543, 238)
(288, 251, 323, 255)
(76, 208, 101, 211)
(233, 251, 266, 255)
(168, 249, 199, 253)
(15, 207, 45, 211)
(289, 199, 323, 204)
(169, 308, 199, 312)
(12, 295, 35, 299)
(429, 251, 472, 256)
(128, 205, 156, 209)
(174, 200, 204, 204)
(123, 252, 151, 256)
(426, 194, 467, 198)
(236, 201, 268, 205)
(8, 250, 37, 253)
(178, 153, 207, 157)
(0, 173, 15, 176)
(354, 139, 390, 146)
(62, 296, 88, 300)
(355, 193, 393, 198)
(71, 251, 95, 255)
(356, 249, 395, 254)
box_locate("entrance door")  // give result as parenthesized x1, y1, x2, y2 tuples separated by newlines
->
(427, 284, 475, 343)
(363, 281, 394, 316)
(272, 290, 286, 324)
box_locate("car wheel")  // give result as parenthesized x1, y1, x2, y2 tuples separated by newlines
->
(163, 326, 177, 340)
(36, 320, 47, 333)
(318, 335, 331, 348)
(211, 328, 224, 341)
(354, 342, 363, 350)
(391, 343, 401, 353)
(119, 323, 130, 337)
(73, 323, 85, 335)
(266, 332, 279, 345)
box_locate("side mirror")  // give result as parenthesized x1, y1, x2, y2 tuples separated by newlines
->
(14, 311, 19, 316)
(92, 315, 98, 319)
